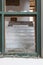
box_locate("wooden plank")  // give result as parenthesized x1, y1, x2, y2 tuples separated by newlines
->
(4, 12, 37, 16)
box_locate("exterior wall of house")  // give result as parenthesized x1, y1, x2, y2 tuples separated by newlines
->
(41, 0, 43, 57)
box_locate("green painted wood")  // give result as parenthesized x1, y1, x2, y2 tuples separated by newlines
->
(0, 0, 41, 57)
(2, 14, 5, 53)
(3, 52, 38, 58)
(0, 12, 3, 14)
(2, 0, 4, 11)
(36, 0, 41, 57)
(0, 15, 2, 52)
(35, 0, 37, 52)
(4, 12, 37, 16)
(0, 0, 2, 11)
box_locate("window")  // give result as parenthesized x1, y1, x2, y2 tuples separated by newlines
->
(5, 16, 35, 53)
(4, 0, 36, 12)
(0, 0, 41, 57)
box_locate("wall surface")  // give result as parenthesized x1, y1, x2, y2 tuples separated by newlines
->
(41, 0, 43, 57)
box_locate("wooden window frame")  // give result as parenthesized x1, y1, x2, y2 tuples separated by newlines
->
(0, 0, 41, 58)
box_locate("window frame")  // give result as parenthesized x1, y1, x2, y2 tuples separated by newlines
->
(0, 0, 41, 57)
